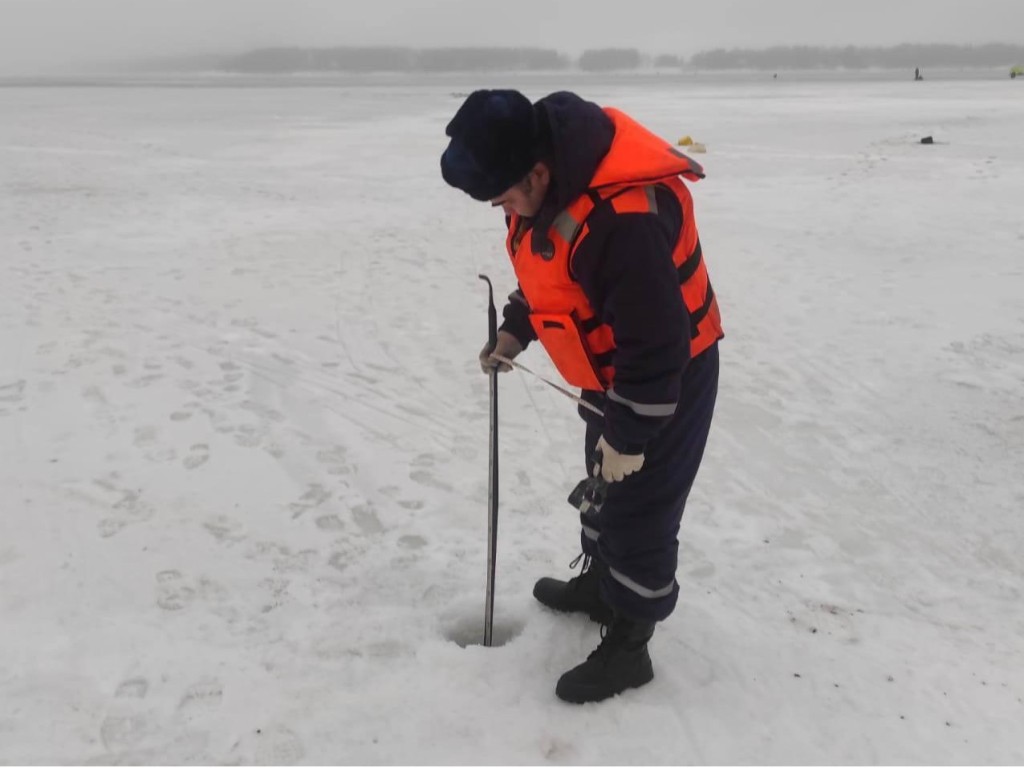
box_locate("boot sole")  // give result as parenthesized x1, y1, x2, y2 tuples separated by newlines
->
(555, 666, 655, 704)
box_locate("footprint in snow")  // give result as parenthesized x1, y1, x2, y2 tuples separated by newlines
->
(0, 379, 26, 403)
(409, 469, 453, 492)
(315, 514, 345, 531)
(155, 570, 196, 611)
(288, 483, 331, 519)
(183, 444, 210, 470)
(177, 678, 224, 717)
(114, 678, 149, 699)
(352, 504, 384, 534)
(99, 682, 157, 752)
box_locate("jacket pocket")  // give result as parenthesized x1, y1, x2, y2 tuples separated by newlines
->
(528, 312, 606, 391)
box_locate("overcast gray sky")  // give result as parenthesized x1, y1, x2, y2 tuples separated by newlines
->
(1, 0, 1022, 73)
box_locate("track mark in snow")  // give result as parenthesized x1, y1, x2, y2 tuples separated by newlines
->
(126, 373, 164, 389)
(411, 453, 433, 467)
(352, 503, 384, 534)
(0, 379, 26, 402)
(231, 424, 263, 447)
(327, 552, 348, 572)
(315, 514, 345, 531)
(183, 443, 209, 469)
(259, 577, 289, 613)
(203, 516, 245, 545)
(288, 483, 331, 519)
(133, 425, 158, 448)
(409, 468, 453, 492)
(82, 384, 108, 405)
(99, 678, 157, 752)
(398, 534, 427, 550)
(114, 677, 149, 699)
(315, 446, 352, 475)
(155, 570, 196, 611)
(94, 518, 128, 540)
(132, 425, 177, 463)
(93, 477, 154, 538)
(263, 441, 286, 459)
(177, 678, 223, 716)
(248, 541, 318, 574)
(99, 713, 155, 752)
(99, 681, 212, 759)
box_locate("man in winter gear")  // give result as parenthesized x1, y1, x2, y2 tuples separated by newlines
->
(442, 89, 722, 704)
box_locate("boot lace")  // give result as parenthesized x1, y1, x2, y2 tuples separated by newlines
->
(567, 553, 593, 591)
(568, 552, 590, 571)
(587, 617, 653, 663)
(587, 622, 614, 662)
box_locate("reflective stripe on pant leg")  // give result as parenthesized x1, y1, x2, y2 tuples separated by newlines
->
(608, 567, 675, 599)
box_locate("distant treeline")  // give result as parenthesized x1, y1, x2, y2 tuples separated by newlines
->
(220, 47, 570, 73)
(220, 46, 673, 73)
(690, 44, 1024, 70)
(213, 44, 1024, 74)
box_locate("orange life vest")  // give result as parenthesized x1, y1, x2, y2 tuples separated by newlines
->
(505, 108, 724, 392)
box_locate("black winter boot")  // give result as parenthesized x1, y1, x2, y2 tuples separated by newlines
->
(555, 614, 656, 704)
(533, 555, 614, 624)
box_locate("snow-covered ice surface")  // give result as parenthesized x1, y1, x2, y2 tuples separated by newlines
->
(2, 73, 1023, 764)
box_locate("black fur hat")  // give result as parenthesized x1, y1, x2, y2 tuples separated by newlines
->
(440, 89, 541, 201)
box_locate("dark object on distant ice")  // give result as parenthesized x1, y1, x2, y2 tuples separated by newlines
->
(914, 68, 924, 81)
(920, 136, 934, 144)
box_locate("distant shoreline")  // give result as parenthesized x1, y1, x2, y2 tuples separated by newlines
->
(5, 42, 1021, 80)
(0, 67, 1016, 89)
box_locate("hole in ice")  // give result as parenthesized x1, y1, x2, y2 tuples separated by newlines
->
(444, 613, 525, 648)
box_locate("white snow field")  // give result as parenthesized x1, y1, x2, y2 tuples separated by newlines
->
(2, 73, 1023, 764)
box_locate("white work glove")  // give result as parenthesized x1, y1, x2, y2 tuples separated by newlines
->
(479, 330, 523, 374)
(594, 435, 645, 483)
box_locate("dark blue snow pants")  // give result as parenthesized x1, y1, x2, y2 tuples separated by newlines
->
(579, 343, 719, 623)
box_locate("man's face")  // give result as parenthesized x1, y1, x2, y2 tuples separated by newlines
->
(490, 162, 550, 218)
